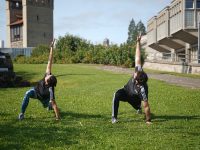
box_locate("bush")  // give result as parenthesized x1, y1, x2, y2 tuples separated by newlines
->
(16, 34, 147, 68)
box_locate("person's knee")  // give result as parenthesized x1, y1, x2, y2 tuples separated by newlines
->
(114, 91, 121, 99)
(25, 90, 32, 98)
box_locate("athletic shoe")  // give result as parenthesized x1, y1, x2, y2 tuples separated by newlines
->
(111, 117, 118, 124)
(18, 113, 24, 120)
(136, 108, 142, 114)
(47, 103, 53, 111)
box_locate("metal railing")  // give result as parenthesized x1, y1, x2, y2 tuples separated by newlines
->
(146, 52, 200, 64)
(0, 48, 33, 58)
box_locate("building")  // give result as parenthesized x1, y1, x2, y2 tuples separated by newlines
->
(6, 0, 54, 48)
(103, 38, 110, 47)
(0, 40, 5, 48)
(144, 0, 200, 74)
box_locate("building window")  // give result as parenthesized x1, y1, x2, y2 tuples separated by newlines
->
(11, 25, 22, 42)
(197, 0, 200, 8)
(10, 1, 22, 9)
(37, 15, 39, 21)
(185, 0, 194, 9)
(185, 11, 194, 27)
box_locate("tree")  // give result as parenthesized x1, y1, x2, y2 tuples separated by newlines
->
(137, 20, 146, 36)
(127, 19, 137, 44)
(127, 19, 146, 44)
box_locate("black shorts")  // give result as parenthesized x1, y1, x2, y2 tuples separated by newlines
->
(115, 88, 141, 109)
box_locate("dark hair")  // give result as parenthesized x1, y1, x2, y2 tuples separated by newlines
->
(48, 75, 57, 87)
(135, 71, 148, 84)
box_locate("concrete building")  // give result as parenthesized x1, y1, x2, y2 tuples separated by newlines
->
(6, 0, 54, 48)
(0, 40, 5, 48)
(103, 38, 110, 47)
(144, 0, 200, 74)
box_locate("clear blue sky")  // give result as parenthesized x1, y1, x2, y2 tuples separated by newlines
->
(0, 0, 171, 45)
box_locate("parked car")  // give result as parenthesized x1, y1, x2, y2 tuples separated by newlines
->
(0, 52, 16, 87)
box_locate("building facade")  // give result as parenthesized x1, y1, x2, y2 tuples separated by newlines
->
(6, 0, 54, 48)
(147, 0, 200, 64)
(144, 0, 200, 74)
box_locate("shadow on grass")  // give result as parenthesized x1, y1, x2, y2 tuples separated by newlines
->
(0, 71, 40, 88)
(0, 119, 80, 149)
(56, 73, 95, 78)
(15, 71, 39, 81)
(152, 114, 200, 122)
(60, 111, 109, 121)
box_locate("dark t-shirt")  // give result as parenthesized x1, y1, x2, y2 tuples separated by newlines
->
(123, 77, 148, 101)
(34, 73, 55, 101)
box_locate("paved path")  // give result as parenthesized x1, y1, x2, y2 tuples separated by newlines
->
(98, 65, 200, 89)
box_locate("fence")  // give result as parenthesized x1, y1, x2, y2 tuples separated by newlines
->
(146, 52, 200, 64)
(0, 48, 33, 58)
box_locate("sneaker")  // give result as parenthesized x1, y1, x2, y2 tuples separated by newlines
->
(18, 113, 24, 120)
(111, 117, 118, 124)
(47, 102, 53, 111)
(136, 108, 142, 114)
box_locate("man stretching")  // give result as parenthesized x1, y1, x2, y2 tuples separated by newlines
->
(18, 39, 60, 120)
(111, 34, 151, 124)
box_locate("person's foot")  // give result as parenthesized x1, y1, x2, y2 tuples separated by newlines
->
(136, 108, 142, 114)
(47, 103, 53, 111)
(18, 113, 24, 120)
(111, 117, 118, 124)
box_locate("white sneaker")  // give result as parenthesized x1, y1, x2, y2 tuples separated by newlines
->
(136, 109, 142, 114)
(18, 113, 24, 120)
(111, 117, 118, 124)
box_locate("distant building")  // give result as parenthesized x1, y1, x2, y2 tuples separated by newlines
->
(0, 40, 4, 48)
(147, 0, 200, 64)
(103, 38, 110, 47)
(6, 0, 54, 48)
(144, 0, 200, 74)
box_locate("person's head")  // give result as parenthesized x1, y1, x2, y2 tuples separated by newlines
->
(134, 67, 148, 85)
(45, 75, 57, 87)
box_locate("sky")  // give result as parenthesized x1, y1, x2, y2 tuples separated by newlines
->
(0, 0, 171, 45)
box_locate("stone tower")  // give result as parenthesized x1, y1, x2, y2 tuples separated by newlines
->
(6, 0, 54, 48)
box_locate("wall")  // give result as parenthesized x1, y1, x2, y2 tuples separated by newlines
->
(143, 60, 200, 74)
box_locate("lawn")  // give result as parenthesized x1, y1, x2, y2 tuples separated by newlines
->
(0, 64, 200, 149)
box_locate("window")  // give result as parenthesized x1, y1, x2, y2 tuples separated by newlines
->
(11, 25, 22, 42)
(37, 15, 39, 21)
(10, 1, 22, 9)
(185, 0, 194, 8)
(43, 32, 46, 38)
(185, 11, 194, 27)
(197, 0, 200, 8)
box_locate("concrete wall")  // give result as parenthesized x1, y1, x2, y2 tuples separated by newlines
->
(143, 60, 200, 74)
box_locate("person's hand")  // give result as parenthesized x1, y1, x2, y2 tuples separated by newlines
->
(136, 32, 142, 42)
(55, 117, 61, 121)
(146, 121, 152, 125)
(50, 39, 56, 48)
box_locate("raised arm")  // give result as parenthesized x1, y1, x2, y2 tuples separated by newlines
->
(46, 39, 55, 74)
(135, 33, 142, 67)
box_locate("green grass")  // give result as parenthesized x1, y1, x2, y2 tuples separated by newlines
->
(0, 64, 200, 149)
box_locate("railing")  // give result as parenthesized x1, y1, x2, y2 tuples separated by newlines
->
(146, 52, 200, 64)
(0, 48, 33, 58)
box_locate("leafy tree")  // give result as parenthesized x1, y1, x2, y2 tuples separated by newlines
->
(127, 19, 146, 45)
(31, 45, 49, 57)
(137, 20, 146, 36)
(127, 19, 137, 44)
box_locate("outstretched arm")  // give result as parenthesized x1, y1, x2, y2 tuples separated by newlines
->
(46, 39, 55, 74)
(142, 101, 152, 125)
(135, 33, 142, 67)
(51, 100, 61, 120)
